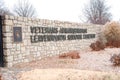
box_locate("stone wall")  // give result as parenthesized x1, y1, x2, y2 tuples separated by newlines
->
(2, 15, 101, 67)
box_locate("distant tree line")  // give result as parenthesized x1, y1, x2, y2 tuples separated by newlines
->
(14, 0, 36, 17)
(0, 0, 36, 17)
(83, 0, 112, 25)
(0, 0, 12, 15)
(0, 0, 113, 25)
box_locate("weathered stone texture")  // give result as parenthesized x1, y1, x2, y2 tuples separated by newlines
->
(2, 15, 102, 67)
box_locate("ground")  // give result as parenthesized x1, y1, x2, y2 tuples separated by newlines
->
(1, 48, 120, 80)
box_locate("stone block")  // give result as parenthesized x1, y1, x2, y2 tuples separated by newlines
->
(21, 47, 26, 53)
(24, 59, 29, 62)
(13, 61, 17, 64)
(2, 26, 12, 32)
(38, 47, 42, 51)
(21, 25, 26, 30)
(3, 37, 12, 43)
(2, 26, 6, 32)
(5, 62, 13, 67)
(3, 33, 13, 37)
(17, 21, 23, 25)
(24, 17, 28, 22)
(4, 49, 11, 56)
(24, 40, 28, 46)
(4, 15, 9, 19)
(18, 17, 23, 21)
(28, 21, 32, 25)
(5, 56, 13, 62)
(10, 47, 16, 51)
(36, 52, 41, 56)
(16, 44, 21, 51)
(18, 54, 22, 59)
(9, 16, 14, 19)
(28, 17, 31, 21)
(4, 20, 13, 26)
(11, 51, 15, 55)
(15, 51, 21, 55)
(13, 20, 18, 24)
(3, 43, 12, 49)
(13, 55, 18, 61)
(34, 47, 38, 51)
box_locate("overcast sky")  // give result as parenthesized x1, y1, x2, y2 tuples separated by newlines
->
(4, 0, 120, 23)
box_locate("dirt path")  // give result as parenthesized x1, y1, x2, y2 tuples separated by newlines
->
(14, 48, 120, 72)
(1, 48, 120, 80)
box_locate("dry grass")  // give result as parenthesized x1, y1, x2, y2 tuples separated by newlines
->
(103, 21, 120, 47)
(17, 69, 120, 80)
(2, 48, 120, 80)
(110, 54, 120, 66)
(90, 41, 105, 51)
(90, 21, 120, 50)
(59, 51, 80, 59)
(104, 21, 120, 41)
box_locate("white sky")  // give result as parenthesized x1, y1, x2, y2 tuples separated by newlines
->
(4, 0, 120, 23)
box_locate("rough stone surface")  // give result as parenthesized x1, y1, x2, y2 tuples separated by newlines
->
(2, 15, 102, 67)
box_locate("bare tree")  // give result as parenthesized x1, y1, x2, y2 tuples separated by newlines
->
(14, 0, 37, 17)
(83, 0, 112, 25)
(0, 0, 12, 15)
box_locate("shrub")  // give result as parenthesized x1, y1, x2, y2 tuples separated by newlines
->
(103, 21, 120, 47)
(90, 21, 120, 50)
(90, 40, 105, 51)
(110, 54, 120, 66)
(59, 51, 80, 59)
